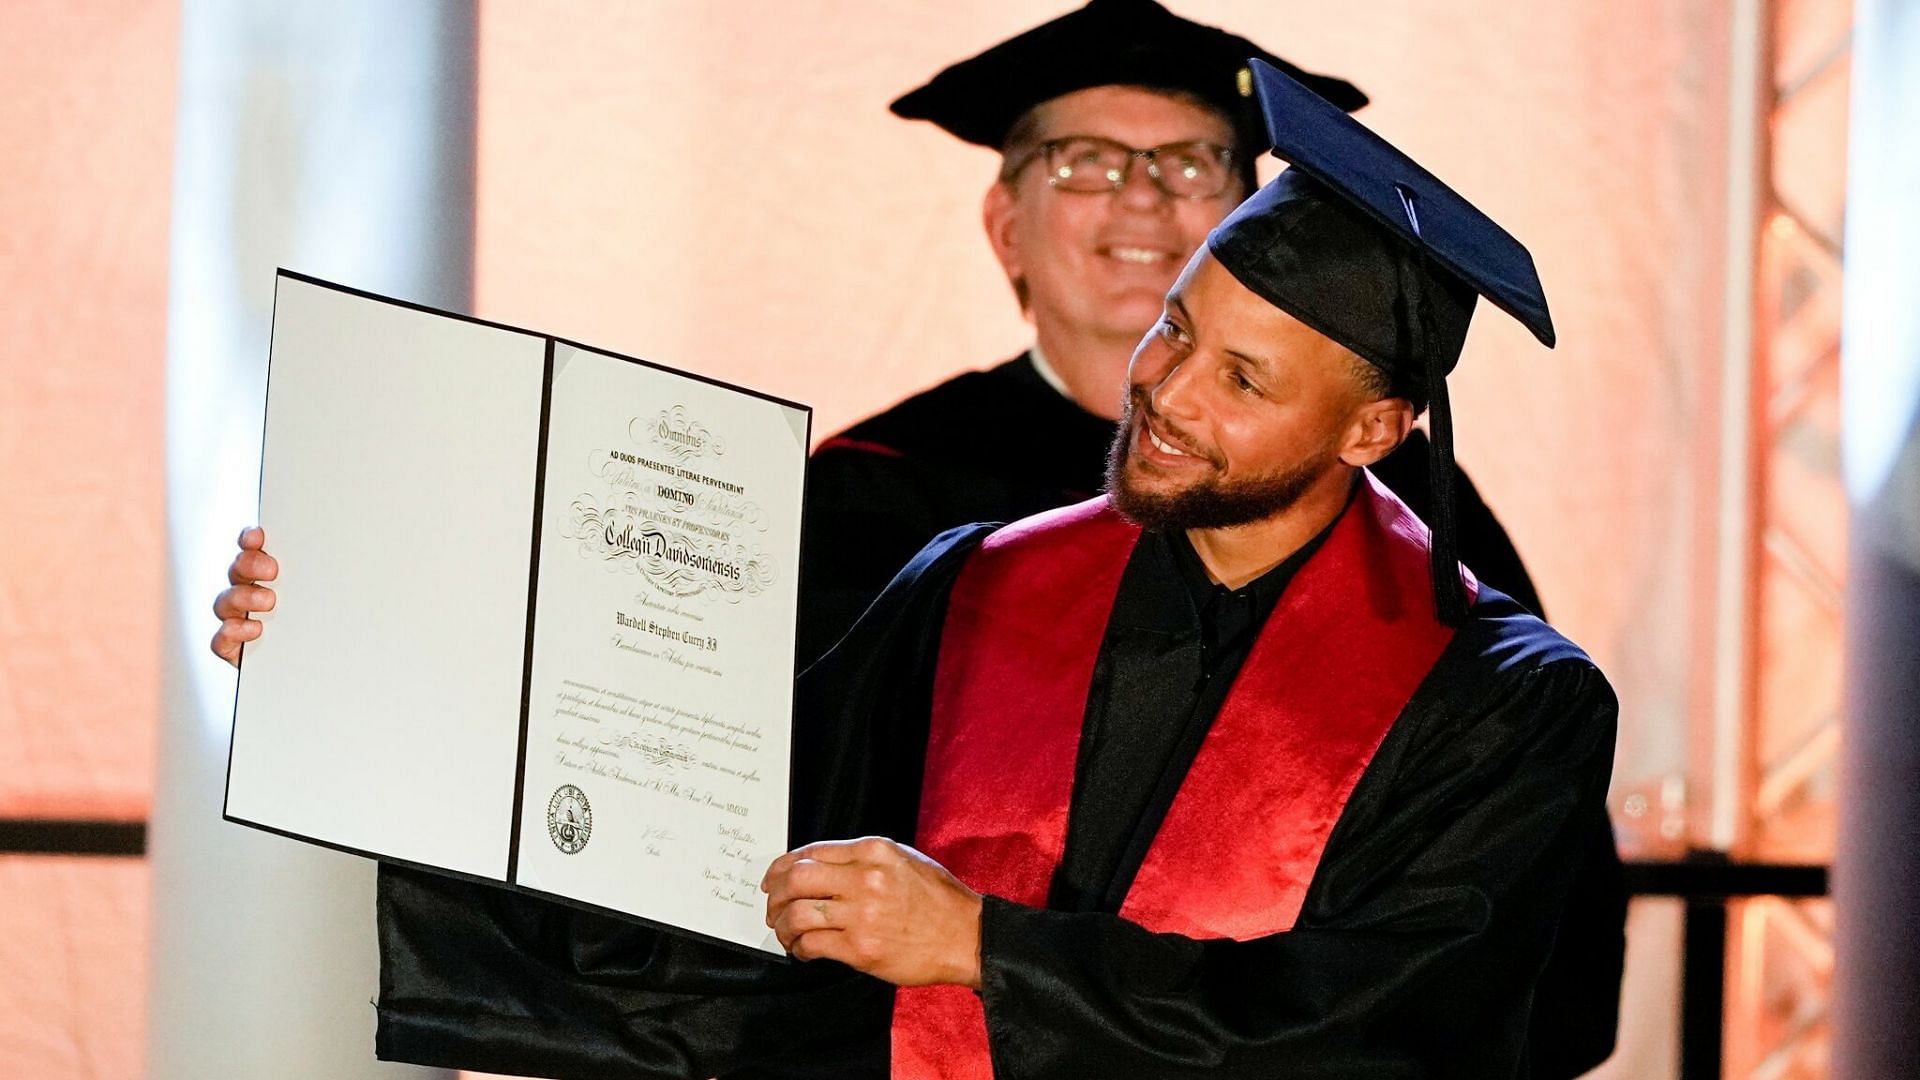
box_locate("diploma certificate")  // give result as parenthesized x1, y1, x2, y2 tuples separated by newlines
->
(225, 272, 808, 954)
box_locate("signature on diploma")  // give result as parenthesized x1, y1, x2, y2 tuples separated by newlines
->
(635, 823, 676, 859)
(702, 865, 761, 909)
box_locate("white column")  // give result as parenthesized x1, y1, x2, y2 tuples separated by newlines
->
(1705, 0, 1769, 853)
(150, 3, 472, 1076)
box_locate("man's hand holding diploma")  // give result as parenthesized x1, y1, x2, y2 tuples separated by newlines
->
(212, 526, 276, 667)
(762, 837, 984, 989)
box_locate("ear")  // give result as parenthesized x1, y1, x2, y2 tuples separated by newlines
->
(1337, 396, 1416, 469)
(982, 181, 1023, 282)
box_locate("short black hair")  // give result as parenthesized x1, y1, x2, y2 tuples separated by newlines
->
(1349, 352, 1429, 417)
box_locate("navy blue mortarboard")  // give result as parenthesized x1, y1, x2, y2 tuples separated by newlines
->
(890, 0, 1366, 177)
(1208, 58, 1556, 623)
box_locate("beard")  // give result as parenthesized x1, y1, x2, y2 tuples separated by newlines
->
(1105, 389, 1333, 531)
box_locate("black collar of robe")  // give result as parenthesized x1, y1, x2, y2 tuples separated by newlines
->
(1164, 486, 1347, 670)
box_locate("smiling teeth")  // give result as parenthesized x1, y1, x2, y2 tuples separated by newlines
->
(1148, 429, 1188, 456)
(1110, 247, 1165, 264)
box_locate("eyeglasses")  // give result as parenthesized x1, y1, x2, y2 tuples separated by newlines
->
(1014, 135, 1238, 200)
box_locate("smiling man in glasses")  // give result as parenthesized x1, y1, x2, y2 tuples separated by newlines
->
(798, 0, 1549, 670)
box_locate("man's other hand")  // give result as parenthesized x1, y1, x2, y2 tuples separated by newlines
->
(762, 836, 983, 989)
(211, 526, 277, 668)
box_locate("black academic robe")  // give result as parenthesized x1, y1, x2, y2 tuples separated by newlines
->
(375, 523, 1618, 1079)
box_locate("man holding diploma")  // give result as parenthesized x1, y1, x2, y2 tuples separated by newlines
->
(216, 64, 1616, 1080)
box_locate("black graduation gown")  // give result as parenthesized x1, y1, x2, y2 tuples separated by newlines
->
(375, 523, 1618, 1080)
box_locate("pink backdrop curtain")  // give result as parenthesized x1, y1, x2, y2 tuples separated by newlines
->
(0, 1, 174, 1075)
(0, 3, 1755, 1077)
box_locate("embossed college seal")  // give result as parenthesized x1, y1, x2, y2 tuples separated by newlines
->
(547, 784, 592, 854)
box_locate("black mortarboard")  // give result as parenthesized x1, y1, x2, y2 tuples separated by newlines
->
(1207, 58, 1556, 623)
(890, 0, 1367, 173)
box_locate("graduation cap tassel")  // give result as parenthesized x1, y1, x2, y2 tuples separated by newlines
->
(1421, 301, 1468, 625)
(1395, 184, 1468, 626)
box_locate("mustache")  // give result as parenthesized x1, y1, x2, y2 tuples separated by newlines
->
(1124, 385, 1224, 468)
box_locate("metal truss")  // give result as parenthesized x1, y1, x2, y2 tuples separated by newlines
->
(1724, 0, 1851, 1075)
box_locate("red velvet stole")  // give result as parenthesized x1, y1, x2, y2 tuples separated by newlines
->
(889, 474, 1474, 1079)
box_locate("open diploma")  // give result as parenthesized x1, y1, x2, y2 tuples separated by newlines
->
(225, 271, 809, 955)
